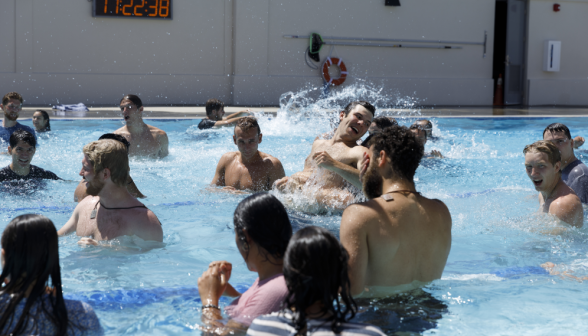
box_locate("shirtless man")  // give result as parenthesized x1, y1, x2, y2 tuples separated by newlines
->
(524, 140, 583, 227)
(340, 125, 452, 296)
(211, 117, 285, 191)
(275, 101, 374, 207)
(58, 139, 163, 244)
(114, 94, 169, 158)
(409, 120, 443, 158)
(197, 98, 252, 130)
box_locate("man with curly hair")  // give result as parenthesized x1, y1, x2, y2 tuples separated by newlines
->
(340, 125, 452, 296)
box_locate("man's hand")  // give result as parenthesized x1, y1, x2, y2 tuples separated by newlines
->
(221, 186, 248, 195)
(77, 237, 99, 246)
(430, 150, 444, 158)
(313, 151, 338, 170)
(574, 136, 585, 149)
(198, 263, 230, 306)
(274, 176, 290, 191)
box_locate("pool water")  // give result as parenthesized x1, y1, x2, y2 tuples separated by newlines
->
(1, 115, 588, 335)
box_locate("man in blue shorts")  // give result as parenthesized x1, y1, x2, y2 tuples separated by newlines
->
(543, 123, 588, 204)
(0, 92, 36, 145)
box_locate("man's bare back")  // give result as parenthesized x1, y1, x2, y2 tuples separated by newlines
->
(115, 124, 169, 158)
(212, 151, 285, 191)
(341, 193, 452, 296)
(63, 196, 163, 241)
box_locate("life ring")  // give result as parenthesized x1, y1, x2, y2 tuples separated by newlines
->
(322, 57, 348, 86)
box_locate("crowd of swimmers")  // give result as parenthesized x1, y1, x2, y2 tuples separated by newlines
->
(0, 90, 587, 335)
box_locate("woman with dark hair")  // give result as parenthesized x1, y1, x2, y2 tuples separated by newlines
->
(0, 214, 102, 335)
(32, 110, 51, 132)
(247, 226, 385, 336)
(198, 193, 293, 329)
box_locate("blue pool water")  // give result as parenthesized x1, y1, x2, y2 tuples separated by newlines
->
(1, 115, 588, 335)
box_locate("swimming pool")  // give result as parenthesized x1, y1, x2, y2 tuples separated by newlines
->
(0, 114, 587, 335)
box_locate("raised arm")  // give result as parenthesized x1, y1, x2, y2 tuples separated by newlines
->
(224, 109, 251, 120)
(340, 204, 369, 296)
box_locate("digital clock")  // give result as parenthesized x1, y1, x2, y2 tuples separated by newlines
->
(93, 0, 172, 19)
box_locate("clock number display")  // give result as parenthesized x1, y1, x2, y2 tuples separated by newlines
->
(93, 0, 172, 19)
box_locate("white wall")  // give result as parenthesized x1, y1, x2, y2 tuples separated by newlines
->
(0, 0, 496, 106)
(527, 0, 588, 105)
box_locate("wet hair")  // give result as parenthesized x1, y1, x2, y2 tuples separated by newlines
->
(372, 116, 397, 130)
(543, 123, 572, 140)
(366, 125, 424, 181)
(9, 129, 36, 148)
(283, 226, 356, 334)
(233, 193, 292, 262)
(410, 119, 433, 138)
(235, 116, 261, 135)
(2, 92, 23, 106)
(120, 94, 143, 109)
(34, 110, 51, 131)
(99, 133, 130, 152)
(342, 101, 376, 117)
(524, 140, 562, 170)
(205, 98, 224, 118)
(82, 139, 130, 188)
(0, 214, 77, 336)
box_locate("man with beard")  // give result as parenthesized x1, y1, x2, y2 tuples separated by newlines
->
(0, 92, 36, 144)
(114, 94, 169, 158)
(274, 101, 374, 208)
(340, 125, 452, 296)
(58, 139, 163, 244)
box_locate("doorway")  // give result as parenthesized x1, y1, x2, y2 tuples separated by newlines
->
(493, 0, 527, 105)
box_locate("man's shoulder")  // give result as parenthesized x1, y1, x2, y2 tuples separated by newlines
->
(15, 123, 34, 132)
(342, 201, 381, 224)
(220, 151, 240, 162)
(147, 124, 168, 136)
(198, 118, 216, 130)
(113, 126, 129, 134)
(259, 151, 283, 165)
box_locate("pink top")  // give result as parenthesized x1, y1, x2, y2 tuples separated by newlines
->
(225, 273, 289, 326)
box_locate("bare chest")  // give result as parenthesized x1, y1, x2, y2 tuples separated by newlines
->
(224, 160, 271, 191)
(125, 132, 160, 156)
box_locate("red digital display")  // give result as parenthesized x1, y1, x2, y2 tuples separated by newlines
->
(93, 0, 172, 19)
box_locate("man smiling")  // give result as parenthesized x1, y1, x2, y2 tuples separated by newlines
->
(0, 130, 60, 182)
(524, 140, 583, 227)
(211, 117, 285, 191)
(275, 101, 374, 208)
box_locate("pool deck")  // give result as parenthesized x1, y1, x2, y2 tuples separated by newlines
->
(6, 106, 588, 119)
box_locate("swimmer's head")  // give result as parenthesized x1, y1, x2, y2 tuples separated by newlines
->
(1, 92, 23, 121)
(543, 123, 574, 163)
(8, 130, 36, 172)
(32, 110, 50, 132)
(0, 214, 67, 333)
(9, 129, 36, 149)
(364, 125, 424, 198)
(524, 141, 562, 192)
(99, 133, 131, 153)
(233, 193, 292, 269)
(233, 117, 262, 159)
(205, 98, 225, 121)
(338, 101, 374, 140)
(368, 116, 397, 134)
(409, 120, 433, 145)
(120, 94, 144, 122)
(283, 226, 357, 333)
(82, 139, 130, 189)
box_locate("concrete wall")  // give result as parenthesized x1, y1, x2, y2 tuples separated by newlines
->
(2, 0, 496, 106)
(526, 0, 588, 105)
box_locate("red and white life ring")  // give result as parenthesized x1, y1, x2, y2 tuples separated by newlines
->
(322, 57, 348, 86)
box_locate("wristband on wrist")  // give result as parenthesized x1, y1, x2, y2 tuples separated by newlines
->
(202, 304, 221, 311)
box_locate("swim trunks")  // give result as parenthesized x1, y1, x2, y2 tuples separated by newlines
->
(198, 119, 216, 130)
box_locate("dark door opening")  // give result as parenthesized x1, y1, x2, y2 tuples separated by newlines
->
(493, 0, 507, 105)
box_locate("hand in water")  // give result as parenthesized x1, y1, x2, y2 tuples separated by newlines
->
(274, 176, 290, 191)
(574, 136, 585, 149)
(313, 151, 337, 170)
(359, 152, 370, 182)
(198, 263, 230, 306)
(222, 186, 248, 195)
(77, 237, 99, 246)
(430, 150, 444, 158)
